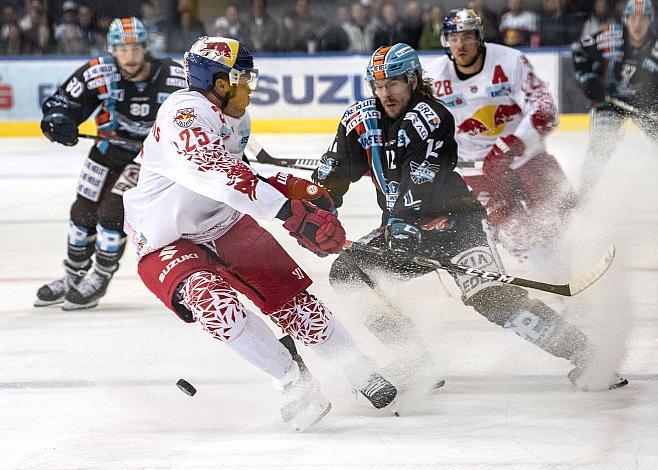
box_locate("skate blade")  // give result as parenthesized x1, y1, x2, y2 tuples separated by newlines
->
(61, 300, 99, 311)
(432, 379, 446, 391)
(288, 401, 332, 432)
(34, 298, 65, 307)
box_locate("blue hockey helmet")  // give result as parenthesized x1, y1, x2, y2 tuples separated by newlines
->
(184, 36, 258, 91)
(365, 43, 422, 84)
(441, 9, 484, 47)
(107, 17, 148, 49)
(623, 0, 654, 20)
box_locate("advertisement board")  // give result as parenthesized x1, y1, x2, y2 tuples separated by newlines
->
(0, 51, 566, 135)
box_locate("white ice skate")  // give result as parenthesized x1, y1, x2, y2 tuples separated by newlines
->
(276, 335, 331, 432)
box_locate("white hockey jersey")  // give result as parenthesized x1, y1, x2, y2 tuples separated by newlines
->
(123, 89, 287, 259)
(424, 43, 558, 176)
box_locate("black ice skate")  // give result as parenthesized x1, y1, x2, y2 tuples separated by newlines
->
(277, 335, 331, 432)
(359, 373, 398, 409)
(34, 259, 91, 307)
(62, 264, 117, 311)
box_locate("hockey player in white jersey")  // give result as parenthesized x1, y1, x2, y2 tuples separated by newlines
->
(123, 37, 397, 431)
(425, 9, 578, 264)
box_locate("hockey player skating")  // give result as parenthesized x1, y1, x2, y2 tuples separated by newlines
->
(314, 42, 627, 391)
(35, 17, 186, 310)
(572, 0, 658, 197)
(123, 36, 397, 431)
(424, 9, 578, 264)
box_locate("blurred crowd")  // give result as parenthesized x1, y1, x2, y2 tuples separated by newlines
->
(1, 0, 657, 56)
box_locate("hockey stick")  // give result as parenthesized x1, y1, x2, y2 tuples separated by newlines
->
(245, 137, 319, 170)
(343, 240, 615, 297)
(245, 137, 484, 171)
(605, 96, 658, 121)
(79, 133, 144, 148)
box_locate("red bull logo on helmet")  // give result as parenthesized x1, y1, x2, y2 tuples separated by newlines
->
(191, 37, 239, 67)
(457, 103, 521, 137)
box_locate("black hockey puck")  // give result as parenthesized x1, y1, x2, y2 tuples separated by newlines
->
(176, 379, 197, 397)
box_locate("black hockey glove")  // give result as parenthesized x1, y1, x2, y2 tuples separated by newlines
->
(581, 77, 605, 102)
(384, 218, 421, 252)
(41, 113, 79, 146)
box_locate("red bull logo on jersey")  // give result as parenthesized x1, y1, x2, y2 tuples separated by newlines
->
(457, 103, 521, 137)
(174, 108, 197, 128)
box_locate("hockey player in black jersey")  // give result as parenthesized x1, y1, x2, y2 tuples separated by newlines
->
(572, 0, 658, 196)
(315, 43, 627, 391)
(35, 17, 186, 310)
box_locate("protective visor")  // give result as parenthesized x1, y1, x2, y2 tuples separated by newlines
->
(229, 68, 259, 90)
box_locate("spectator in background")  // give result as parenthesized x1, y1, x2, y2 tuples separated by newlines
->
(55, 1, 80, 42)
(276, 9, 308, 52)
(167, 0, 206, 53)
(1, 4, 19, 41)
(57, 23, 89, 55)
(419, 4, 444, 49)
(247, 0, 277, 52)
(34, 14, 55, 55)
(342, 1, 377, 52)
(224, 3, 250, 46)
(467, 0, 500, 42)
(291, 0, 324, 52)
(539, 0, 569, 45)
(1, 22, 28, 55)
(372, 1, 401, 48)
(316, 3, 348, 51)
(582, 0, 614, 36)
(19, 1, 46, 52)
(499, 0, 539, 47)
(213, 16, 230, 37)
(141, 0, 168, 55)
(78, 4, 103, 55)
(397, 1, 423, 48)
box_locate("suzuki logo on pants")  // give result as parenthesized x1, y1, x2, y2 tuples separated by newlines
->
(159, 245, 178, 261)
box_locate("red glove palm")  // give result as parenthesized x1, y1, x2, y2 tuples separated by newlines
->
(281, 200, 346, 255)
(267, 172, 335, 213)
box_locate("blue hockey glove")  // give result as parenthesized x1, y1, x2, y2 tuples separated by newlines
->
(41, 113, 79, 146)
(385, 218, 421, 252)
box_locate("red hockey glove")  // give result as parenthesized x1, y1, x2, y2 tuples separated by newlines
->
(267, 172, 335, 213)
(482, 135, 525, 180)
(278, 200, 346, 255)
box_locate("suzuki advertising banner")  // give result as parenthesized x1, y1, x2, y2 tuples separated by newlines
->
(0, 51, 561, 135)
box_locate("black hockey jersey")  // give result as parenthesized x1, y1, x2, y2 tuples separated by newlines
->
(42, 54, 186, 165)
(316, 91, 482, 227)
(572, 24, 658, 112)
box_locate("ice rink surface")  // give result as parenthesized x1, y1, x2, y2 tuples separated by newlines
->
(1, 130, 657, 469)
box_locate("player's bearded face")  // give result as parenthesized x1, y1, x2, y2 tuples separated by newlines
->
(113, 44, 147, 79)
(224, 83, 252, 118)
(447, 31, 480, 67)
(624, 15, 651, 43)
(373, 76, 413, 119)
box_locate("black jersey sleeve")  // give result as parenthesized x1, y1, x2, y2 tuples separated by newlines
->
(572, 32, 604, 88)
(41, 58, 110, 124)
(314, 103, 373, 208)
